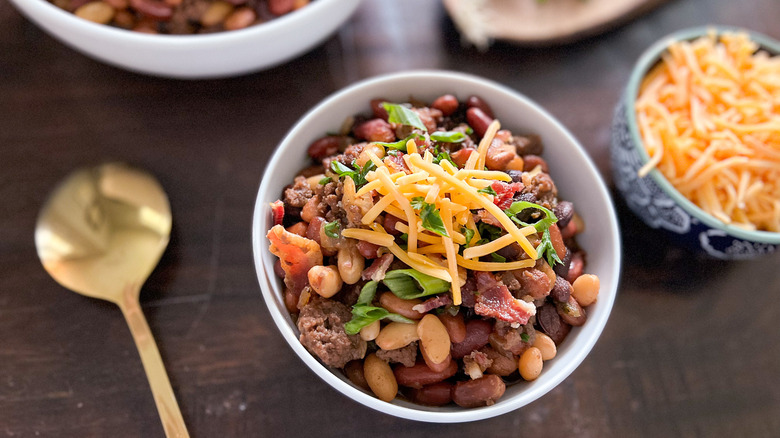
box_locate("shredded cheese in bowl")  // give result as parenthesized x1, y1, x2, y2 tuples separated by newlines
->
(635, 31, 780, 232)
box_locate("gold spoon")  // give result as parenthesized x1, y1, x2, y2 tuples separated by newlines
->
(35, 163, 189, 438)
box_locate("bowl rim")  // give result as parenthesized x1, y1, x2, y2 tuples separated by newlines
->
(623, 25, 780, 243)
(19, 0, 344, 43)
(252, 70, 621, 422)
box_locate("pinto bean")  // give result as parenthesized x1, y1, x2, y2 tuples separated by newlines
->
(74, 2, 115, 24)
(466, 95, 494, 119)
(480, 346, 517, 376)
(417, 314, 451, 365)
(452, 375, 505, 408)
(557, 296, 587, 326)
(407, 381, 453, 406)
(466, 107, 493, 138)
(550, 276, 573, 303)
(376, 321, 420, 351)
(268, 0, 294, 15)
(438, 312, 466, 343)
(354, 119, 395, 143)
(432, 94, 459, 116)
(224, 7, 256, 30)
(307, 136, 341, 160)
(522, 154, 549, 173)
(370, 98, 389, 120)
(537, 302, 571, 344)
(379, 292, 424, 320)
(344, 360, 370, 391)
(364, 353, 398, 402)
(393, 360, 458, 389)
(451, 319, 493, 359)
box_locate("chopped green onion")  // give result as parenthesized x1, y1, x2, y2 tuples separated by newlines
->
(324, 221, 340, 239)
(382, 269, 451, 300)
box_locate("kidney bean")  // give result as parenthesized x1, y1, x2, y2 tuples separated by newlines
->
(283, 288, 298, 313)
(548, 224, 566, 259)
(268, 0, 294, 15)
(113, 9, 136, 28)
(379, 292, 423, 320)
(557, 296, 587, 326)
(480, 346, 517, 376)
(514, 134, 543, 156)
(432, 94, 459, 116)
(450, 148, 474, 168)
(451, 319, 493, 359)
(354, 119, 395, 143)
(344, 360, 370, 391)
(357, 240, 381, 259)
(103, 0, 128, 8)
(420, 348, 452, 373)
(537, 302, 571, 344)
(382, 214, 403, 236)
(438, 312, 466, 343)
(305, 216, 326, 245)
(466, 107, 493, 138)
(307, 136, 341, 160)
(129, 0, 173, 20)
(566, 251, 585, 283)
(554, 246, 572, 279)
(560, 219, 578, 239)
(224, 7, 256, 30)
(394, 360, 458, 389)
(466, 95, 494, 119)
(370, 99, 389, 120)
(550, 276, 572, 303)
(522, 154, 549, 173)
(407, 381, 453, 406)
(452, 375, 505, 408)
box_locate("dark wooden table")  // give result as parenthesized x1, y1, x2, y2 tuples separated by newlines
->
(2, 0, 779, 436)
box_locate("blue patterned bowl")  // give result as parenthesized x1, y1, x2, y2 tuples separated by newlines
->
(611, 26, 780, 259)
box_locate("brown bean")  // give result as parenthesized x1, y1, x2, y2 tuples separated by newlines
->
(452, 375, 505, 408)
(379, 292, 423, 320)
(407, 381, 453, 406)
(480, 346, 517, 376)
(268, 0, 294, 15)
(550, 276, 572, 303)
(522, 154, 549, 173)
(451, 319, 493, 359)
(113, 9, 136, 28)
(466, 107, 493, 138)
(370, 98, 389, 120)
(354, 119, 395, 143)
(344, 360, 370, 391)
(466, 95, 494, 119)
(557, 295, 587, 326)
(103, 0, 128, 8)
(553, 201, 574, 229)
(224, 7, 256, 30)
(394, 360, 458, 389)
(438, 312, 466, 343)
(432, 94, 459, 116)
(364, 353, 398, 402)
(537, 302, 571, 344)
(566, 251, 585, 283)
(129, 0, 173, 20)
(74, 2, 115, 24)
(307, 136, 341, 161)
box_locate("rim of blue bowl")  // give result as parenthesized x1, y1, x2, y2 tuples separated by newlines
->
(623, 25, 780, 244)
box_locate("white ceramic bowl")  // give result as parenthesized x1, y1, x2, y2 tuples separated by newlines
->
(252, 71, 621, 422)
(8, 0, 362, 79)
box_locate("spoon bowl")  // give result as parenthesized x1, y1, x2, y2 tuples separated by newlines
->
(35, 163, 188, 438)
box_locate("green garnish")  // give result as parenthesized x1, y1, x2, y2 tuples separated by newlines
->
(478, 185, 497, 196)
(537, 227, 564, 267)
(344, 281, 414, 335)
(318, 176, 332, 185)
(382, 269, 451, 300)
(461, 227, 475, 248)
(503, 200, 562, 266)
(372, 134, 420, 152)
(477, 222, 503, 242)
(324, 221, 340, 239)
(490, 253, 507, 263)
(382, 103, 427, 132)
(410, 196, 425, 210)
(430, 131, 467, 143)
(419, 203, 449, 237)
(520, 333, 530, 342)
(330, 159, 376, 188)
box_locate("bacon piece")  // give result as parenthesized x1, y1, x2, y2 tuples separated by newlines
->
(450, 148, 474, 168)
(267, 225, 323, 300)
(270, 200, 285, 226)
(412, 294, 453, 314)
(490, 181, 523, 210)
(362, 253, 394, 281)
(474, 272, 536, 325)
(384, 153, 411, 174)
(460, 275, 477, 308)
(476, 210, 504, 229)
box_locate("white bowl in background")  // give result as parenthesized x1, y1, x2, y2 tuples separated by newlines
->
(8, 0, 362, 79)
(252, 70, 621, 422)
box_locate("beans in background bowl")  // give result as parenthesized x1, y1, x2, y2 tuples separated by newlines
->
(50, 0, 311, 34)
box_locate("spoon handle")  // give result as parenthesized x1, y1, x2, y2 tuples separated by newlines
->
(120, 297, 190, 438)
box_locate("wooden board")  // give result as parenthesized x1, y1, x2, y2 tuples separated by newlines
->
(443, 0, 671, 47)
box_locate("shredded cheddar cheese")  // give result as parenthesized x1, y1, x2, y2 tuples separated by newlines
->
(636, 31, 780, 231)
